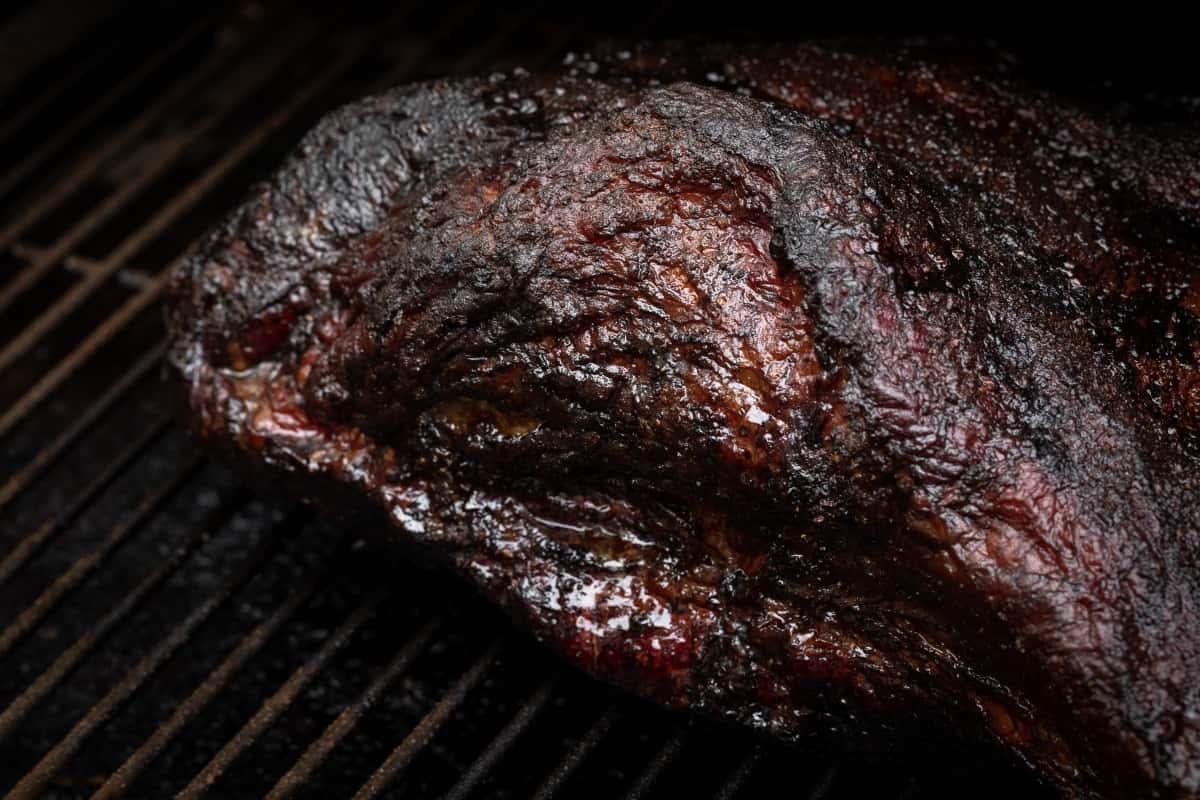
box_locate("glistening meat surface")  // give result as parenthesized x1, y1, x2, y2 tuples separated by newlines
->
(166, 42, 1200, 799)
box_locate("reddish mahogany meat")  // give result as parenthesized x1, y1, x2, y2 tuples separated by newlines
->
(167, 41, 1200, 798)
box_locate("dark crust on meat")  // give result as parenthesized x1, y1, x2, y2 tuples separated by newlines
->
(167, 44, 1200, 799)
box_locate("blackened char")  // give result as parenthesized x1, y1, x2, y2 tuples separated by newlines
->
(166, 43, 1200, 799)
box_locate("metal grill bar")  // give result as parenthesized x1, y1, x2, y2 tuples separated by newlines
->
(0, 4, 474, 447)
(0, 455, 203, 662)
(531, 706, 621, 800)
(0, 272, 161, 439)
(0, 1, 514, 442)
(0, 25, 321, 367)
(0, 414, 170, 587)
(176, 591, 386, 800)
(92, 549, 326, 800)
(3, 510, 285, 800)
(0, 20, 207, 201)
(0, 11, 155, 147)
(264, 618, 442, 800)
(713, 748, 761, 800)
(351, 640, 505, 800)
(0, 498, 220, 741)
(442, 677, 558, 800)
(809, 764, 841, 800)
(0, 10, 279, 268)
(624, 727, 687, 800)
(0, 343, 164, 511)
(0, 34, 356, 439)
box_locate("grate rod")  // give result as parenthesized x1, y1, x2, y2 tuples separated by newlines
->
(264, 617, 442, 800)
(351, 639, 505, 800)
(0, 21, 320, 357)
(0, 10, 274, 268)
(0, 414, 170, 587)
(808, 763, 840, 800)
(0, 10, 295, 282)
(0, 454, 202, 663)
(1, 501, 285, 800)
(0, 0, 501, 441)
(176, 591, 386, 800)
(0, 343, 165, 511)
(712, 748, 762, 800)
(0, 273, 162, 439)
(91, 517, 323, 800)
(0, 36, 364, 439)
(0, 494, 229, 742)
(0, 20, 207, 202)
(0, 10, 157, 147)
(531, 706, 621, 800)
(442, 676, 558, 800)
(624, 727, 688, 800)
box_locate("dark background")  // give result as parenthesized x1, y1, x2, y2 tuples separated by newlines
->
(6, 0, 1200, 106)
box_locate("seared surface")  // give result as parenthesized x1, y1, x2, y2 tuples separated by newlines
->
(167, 41, 1200, 798)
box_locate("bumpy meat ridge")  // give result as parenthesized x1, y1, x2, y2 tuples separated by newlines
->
(167, 44, 1200, 799)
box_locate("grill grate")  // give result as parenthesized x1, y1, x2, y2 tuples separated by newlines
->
(0, 4, 1047, 799)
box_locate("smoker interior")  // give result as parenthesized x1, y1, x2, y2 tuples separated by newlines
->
(0, 3, 1062, 798)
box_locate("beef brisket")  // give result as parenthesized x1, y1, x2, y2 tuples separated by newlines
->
(166, 41, 1200, 798)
